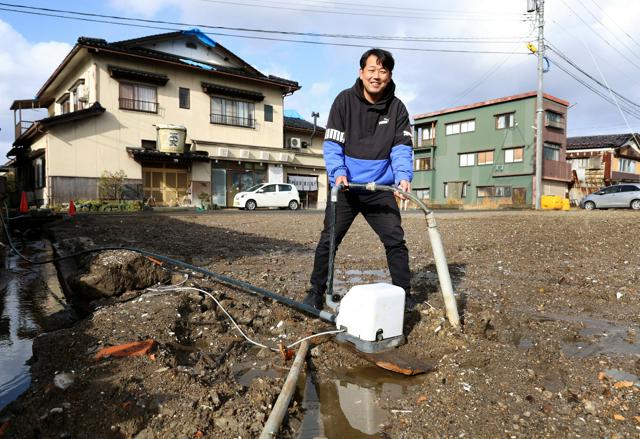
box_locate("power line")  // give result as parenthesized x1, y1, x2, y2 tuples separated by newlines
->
(547, 54, 640, 120)
(571, 0, 640, 61)
(558, 0, 640, 72)
(239, 0, 524, 17)
(0, 2, 530, 44)
(546, 44, 640, 111)
(0, 7, 530, 55)
(586, 0, 640, 52)
(196, 0, 528, 22)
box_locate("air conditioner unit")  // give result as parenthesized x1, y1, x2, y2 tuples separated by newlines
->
(218, 147, 229, 157)
(78, 88, 90, 102)
(239, 149, 250, 159)
(289, 137, 302, 149)
(495, 165, 504, 172)
(259, 151, 270, 161)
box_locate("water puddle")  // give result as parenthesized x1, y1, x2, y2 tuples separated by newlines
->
(0, 242, 45, 410)
(602, 369, 640, 387)
(298, 365, 424, 438)
(532, 313, 639, 358)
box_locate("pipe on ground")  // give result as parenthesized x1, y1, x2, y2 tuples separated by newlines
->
(259, 340, 310, 438)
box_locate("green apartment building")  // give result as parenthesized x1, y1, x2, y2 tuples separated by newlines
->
(412, 92, 571, 208)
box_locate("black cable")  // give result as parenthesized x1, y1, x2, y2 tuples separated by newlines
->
(0, 2, 529, 43)
(547, 45, 640, 111)
(0, 7, 530, 55)
(0, 210, 335, 322)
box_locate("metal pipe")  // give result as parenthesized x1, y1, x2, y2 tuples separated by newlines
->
(329, 183, 460, 329)
(259, 340, 310, 439)
(326, 184, 342, 302)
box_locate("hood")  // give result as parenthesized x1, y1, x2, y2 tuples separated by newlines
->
(352, 78, 396, 110)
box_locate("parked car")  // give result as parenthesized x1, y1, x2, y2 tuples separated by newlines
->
(233, 183, 300, 210)
(579, 183, 640, 210)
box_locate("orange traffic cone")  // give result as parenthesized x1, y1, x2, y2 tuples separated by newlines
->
(69, 199, 76, 216)
(19, 192, 28, 213)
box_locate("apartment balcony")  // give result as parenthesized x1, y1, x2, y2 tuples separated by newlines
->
(415, 137, 436, 150)
(15, 120, 34, 139)
(611, 170, 640, 182)
(542, 159, 571, 181)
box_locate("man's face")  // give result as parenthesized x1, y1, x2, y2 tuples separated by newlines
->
(359, 55, 391, 102)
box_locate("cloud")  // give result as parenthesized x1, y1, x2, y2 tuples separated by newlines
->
(0, 19, 72, 160)
(309, 82, 331, 96)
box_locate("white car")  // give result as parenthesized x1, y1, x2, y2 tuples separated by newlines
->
(233, 183, 300, 210)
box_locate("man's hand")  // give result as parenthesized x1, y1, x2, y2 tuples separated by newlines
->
(395, 180, 411, 200)
(335, 176, 349, 188)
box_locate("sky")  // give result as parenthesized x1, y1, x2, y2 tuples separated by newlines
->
(0, 0, 639, 160)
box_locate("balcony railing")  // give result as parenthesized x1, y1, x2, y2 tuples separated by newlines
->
(210, 113, 255, 128)
(611, 170, 640, 182)
(119, 98, 158, 113)
(543, 159, 571, 181)
(15, 120, 34, 139)
(415, 137, 436, 149)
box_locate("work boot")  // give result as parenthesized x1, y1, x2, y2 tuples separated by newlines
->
(404, 288, 417, 312)
(302, 286, 324, 311)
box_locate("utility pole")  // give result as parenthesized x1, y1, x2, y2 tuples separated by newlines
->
(534, 0, 545, 209)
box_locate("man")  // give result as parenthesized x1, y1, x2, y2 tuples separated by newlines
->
(303, 48, 414, 310)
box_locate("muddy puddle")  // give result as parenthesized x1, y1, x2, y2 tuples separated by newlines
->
(297, 365, 425, 438)
(0, 243, 43, 410)
(532, 312, 639, 358)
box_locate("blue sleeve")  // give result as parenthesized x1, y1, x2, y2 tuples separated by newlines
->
(390, 144, 413, 184)
(324, 140, 347, 181)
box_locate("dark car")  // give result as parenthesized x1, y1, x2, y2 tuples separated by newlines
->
(579, 183, 640, 210)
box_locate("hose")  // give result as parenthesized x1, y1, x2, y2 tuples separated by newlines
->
(326, 183, 460, 328)
(0, 208, 336, 323)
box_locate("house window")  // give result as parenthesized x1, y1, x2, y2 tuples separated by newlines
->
(619, 158, 636, 173)
(119, 82, 158, 113)
(179, 87, 190, 109)
(505, 147, 524, 163)
(543, 142, 560, 161)
(443, 182, 467, 198)
(415, 188, 430, 201)
(443, 182, 448, 198)
(459, 152, 475, 167)
(445, 119, 475, 135)
(415, 157, 431, 170)
(57, 93, 71, 115)
(211, 97, 255, 128)
(496, 112, 515, 129)
(477, 186, 512, 197)
(423, 124, 435, 140)
(477, 150, 494, 165)
(264, 104, 273, 122)
(545, 110, 565, 129)
(33, 157, 45, 189)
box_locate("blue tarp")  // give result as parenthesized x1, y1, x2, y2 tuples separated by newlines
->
(180, 59, 216, 71)
(182, 28, 216, 48)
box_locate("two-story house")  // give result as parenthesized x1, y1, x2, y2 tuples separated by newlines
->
(8, 29, 328, 209)
(566, 133, 640, 203)
(411, 91, 571, 208)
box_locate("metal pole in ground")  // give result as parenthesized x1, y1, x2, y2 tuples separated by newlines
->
(259, 340, 310, 439)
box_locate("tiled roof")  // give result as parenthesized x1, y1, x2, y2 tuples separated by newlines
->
(414, 91, 570, 120)
(567, 133, 638, 150)
(74, 36, 300, 91)
(284, 116, 325, 132)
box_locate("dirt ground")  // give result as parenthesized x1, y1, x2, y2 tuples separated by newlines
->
(1, 209, 639, 438)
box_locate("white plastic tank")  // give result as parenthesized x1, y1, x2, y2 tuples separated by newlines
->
(156, 124, 187, 153)
(335, 283, 405, 342)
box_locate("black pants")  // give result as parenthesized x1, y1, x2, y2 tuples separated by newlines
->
(310, 190, 410, 292)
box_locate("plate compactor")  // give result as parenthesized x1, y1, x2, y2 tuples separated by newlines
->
(323, 183, 460, 354)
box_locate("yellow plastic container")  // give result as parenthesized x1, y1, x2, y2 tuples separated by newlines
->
(562, 198, 571, 211)
(541, 195, 561, 210)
